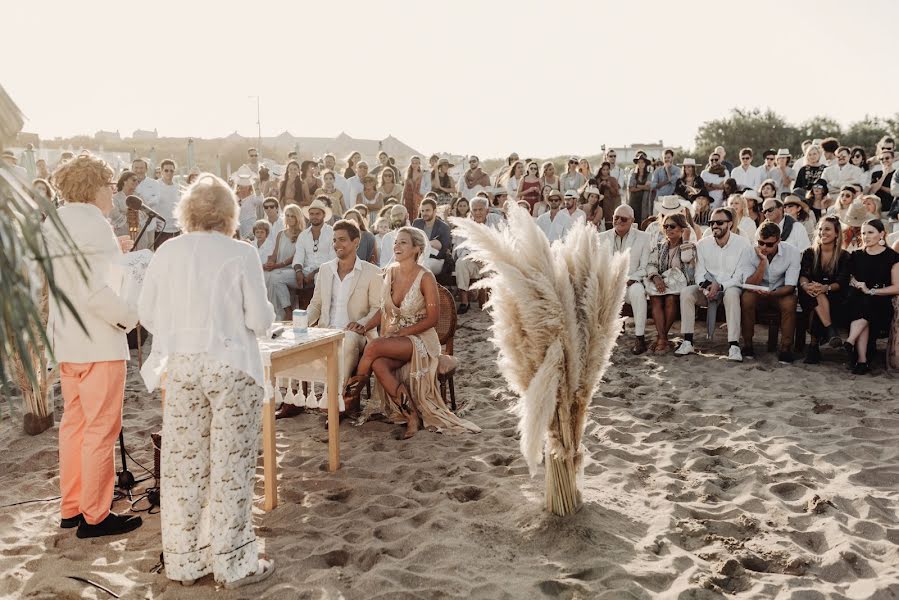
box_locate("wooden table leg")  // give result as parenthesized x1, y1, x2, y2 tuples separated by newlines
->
(263, 368, 278, 511)
(327, 340, 340, 472)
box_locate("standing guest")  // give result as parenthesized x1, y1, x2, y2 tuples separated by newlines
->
(155, 159, 181, 246)
(536, 189, 573, 242)
(644, 213, 696, 352)
(760, 196, 811, 251)
(301, 160, 321, 198)
(262, 197, 285, 237)
(347, 161, 369, 207)
(628, 155, 652, 223)
(343, 208, 378, 264)
(132, 157, 160, 217)
(412, 198, 451, 275)
(252, 220, 274, 263)
(540, 161, 561, 192)
(344, 227, 480, 439)
(279, 159, 307, 208)
(730, 148, 763, 192)
(849, 146, 872, 191)
(370, 151, 399, 183)
(714, 146, 734, 173)
(820, 138, 840, 167)
(293, 198, 336, 291)
(676, 207, 751, 361)
(794, 145, 826, 193)
(650, 149, 680, 199)
(377, 166, 402, 207)
(560, 157, 585, 193)
(599, 204, 651, 354)
(452, 196, 502, 314)
(322, 153, 352, 210)
(186, 169, 201, 186)
(823, 146, 863, 199)
(318, 170, 346, 218)
(807, 179, 830, 219)
(33, 177, 56, 204)
(799, 215, 850, 363)
(459, 156, 491, 199)
(783, 193, 817, 239)
(355, 173, 383, 224)
(257, 165, 278, 199)
(605, 149, 628, 191)
(234, 174, 263, 239)
(109, 170, 154, 251)
(533, 184, 552, 218)
(406, 156, 431, 217)
(596, 161, 622, 231)
(869, 151, 895, 213)
(47, 154, 141, 539)
(36, 157, 50, 180)
(344, 151, 361, 179)
(727, 194, 758, 241)
(138, 173, 275, 588)
(674, 158, 707, 204)
(263, 204, 305, 320)
(243, 147, 262, 174)
(379, 204, 409, 268)
(505, 160, 525, 200)
(700, 152, 729, 208)
(843, 219, 899, 374)
(518, 161, 543, 213)
(577, 158, 593, 185)
(758, 149, 777, 179)
(739, 221, 802, 362)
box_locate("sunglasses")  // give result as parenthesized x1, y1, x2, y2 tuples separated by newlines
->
(709, 158, 719, 163)
(663, 223, 680, 230)
(757, 240, 778, 248)
(568, 161, 578, 165)
(741, 155, 751, 160)
(762, 207, 780, 214)
(612, 216, 632, 222)
(608, 154, 616, 158)
(765, 157, 775, 161)
(249, 155, 258, 158)
(163, 169, 174, 173)
(709, 219, 731, 226)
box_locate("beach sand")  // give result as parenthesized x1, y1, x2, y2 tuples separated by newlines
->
(2, 309, 898, 599)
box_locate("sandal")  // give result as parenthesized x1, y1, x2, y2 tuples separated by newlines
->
(223, 558, 275, 590)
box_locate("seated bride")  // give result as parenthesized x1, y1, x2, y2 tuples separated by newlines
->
(344, 227, 480, 439)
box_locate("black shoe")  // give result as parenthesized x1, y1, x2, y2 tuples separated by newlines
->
(803, 345, 821, 364)
(851, 362, 871, 375)
(777, 351, 794, 364)
(843, 342, 857, 369)
(457, 303, 470, 315)
(741, 346, 755, 359)
(60, 514, 82, 529)
(76, 512, 142, 539)
(825, 326, 843, 349)
(632, 338, 648, 355)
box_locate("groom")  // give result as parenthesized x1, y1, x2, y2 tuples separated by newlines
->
(276, 219, 382, 419)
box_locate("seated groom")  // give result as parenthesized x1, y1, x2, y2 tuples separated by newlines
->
(598, 205, 651, 354)
(276, 219, 382, 419)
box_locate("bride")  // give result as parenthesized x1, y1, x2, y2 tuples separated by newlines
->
(345, 227, 480, 439)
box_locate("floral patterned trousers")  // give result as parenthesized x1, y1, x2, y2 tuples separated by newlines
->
(161, 354, 263, 584)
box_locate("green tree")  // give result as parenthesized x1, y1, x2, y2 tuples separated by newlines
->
(795, 116, 843, 143)
(693, 108, 800, 163)
(843, 115, 892, 151)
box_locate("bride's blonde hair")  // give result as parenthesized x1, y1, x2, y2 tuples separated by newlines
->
(396, 226, 428, 262)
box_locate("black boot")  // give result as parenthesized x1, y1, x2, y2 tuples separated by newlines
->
(824, 325, 842, 349)
(804, 343, 821, 364)
(843, 342, 857, 369)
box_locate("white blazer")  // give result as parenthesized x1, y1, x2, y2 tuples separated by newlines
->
(598, 226, 651, 281)
(46, 203, 137, 363)
(138, 231, 275, 391)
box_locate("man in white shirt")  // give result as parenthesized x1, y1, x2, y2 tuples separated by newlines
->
(731, 148, 763, 192)
(759, 149, 777, 180)
(243, 147, 261, 174)
(598, 205, 651, 354)
(154, 159, 181, 246)
(2, 150, 28, 179)
(739, 221, 801, 363)
(758, 196, 810, 252)
(323, 153, 352, 211)
(768, 149, 796, 194)
(280, 219, 383, 419)
(234, 174, 263, 239)
(132, 157, 160, 215)
(700, 152, 729, 208)
(536, 189, 572, 242)
(346, 161, 369, 206)
(262, 198, 285, 237)
(676, 207, 751, 361)
(822, 146, 863, 202)
(293, 197, 336, 289)
(453, 196, 502, 313)
(563, 190, 587, 224)
(605, 149, 628, 192)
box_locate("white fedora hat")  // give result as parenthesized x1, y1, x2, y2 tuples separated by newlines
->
(302, 197, 333, 222)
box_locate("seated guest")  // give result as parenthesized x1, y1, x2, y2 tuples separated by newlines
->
(799, 215, 850, 363)
(379, 204, 410, 268)
(536, 189, 572, 242)
(726, 193, 757, 241)
(759, 196, 810, 251)
(861, 195, 881, 221)
(452, 196, 502, 313)
(264, 205, 304, 320)
(252, 219, 274, 263)
(783, 193, 817, 239)
(739, 221, 802, 362)
(448, 196, 470, 220)
(234, 173, 263, 239)
(644, 213, 696, 352)
(277, 220, 384, 419)
(676, 207, 751, 361)
(47, 154, 141, 538)
(806, 179, 829, 219)
(843, 219, 899, 374)
(692, 193, 713, 227)
(412, 198, 452, 275)
(262, 197, 285, 237)
(648, 196, 702, 243)
(293, 197, 336, 291)
(343, 208, 379, 264)
(841, 202, 868, 252)
(599, 205, 651, 354)
(344, 227, 480, 439)
(138, 173, 275, 587)
(674, 158, 707, 204)
(827, 184, 858, 220)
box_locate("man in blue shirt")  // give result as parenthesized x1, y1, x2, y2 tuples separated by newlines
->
(650, 148, 680, 200)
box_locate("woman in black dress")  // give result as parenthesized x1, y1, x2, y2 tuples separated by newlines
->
(843, 219, 899, 374)
(799, 215, 850, 363)
(674, 159, 706, 204)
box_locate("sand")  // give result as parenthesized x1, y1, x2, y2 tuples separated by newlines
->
(2, 309, 899, 599)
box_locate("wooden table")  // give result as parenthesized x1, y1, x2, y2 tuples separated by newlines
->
(258, 327, 345, 512)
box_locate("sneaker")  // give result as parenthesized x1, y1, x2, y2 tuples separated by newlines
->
(674, 340, 694, 356)
(60, 514, 82, 529)
(76, 512, 143, 539)
(777, 351, 794, 364)
(727, 345, 743, 362)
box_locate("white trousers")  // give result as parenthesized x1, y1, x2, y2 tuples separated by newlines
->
(625, 282, 648, 336)
(264, 267, 298, 313)
(425, 257, 444, 275)
(679, 284, 742, 342)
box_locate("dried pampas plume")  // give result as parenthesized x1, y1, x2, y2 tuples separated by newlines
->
(452, 206, 628, 515)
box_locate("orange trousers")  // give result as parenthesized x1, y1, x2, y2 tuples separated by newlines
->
(58, 360, 126, 525)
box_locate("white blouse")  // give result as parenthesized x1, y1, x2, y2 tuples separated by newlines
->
(138, 231, 275, 391)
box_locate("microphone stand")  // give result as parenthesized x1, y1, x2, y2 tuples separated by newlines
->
(116, 213, 165, 492)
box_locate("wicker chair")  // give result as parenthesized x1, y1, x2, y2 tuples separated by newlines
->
(436, 284, 459, 411)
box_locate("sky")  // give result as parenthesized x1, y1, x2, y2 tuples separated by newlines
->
(5, 0, 899, 159)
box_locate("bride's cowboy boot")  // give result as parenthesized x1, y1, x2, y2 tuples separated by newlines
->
(343, 374, 369, 415)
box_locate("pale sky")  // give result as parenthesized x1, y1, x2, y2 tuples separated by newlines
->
(5, 0, 898, 159)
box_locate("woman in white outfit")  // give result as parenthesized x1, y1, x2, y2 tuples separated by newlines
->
(138, 174, 276, 589)
(263, 204, 304, 320)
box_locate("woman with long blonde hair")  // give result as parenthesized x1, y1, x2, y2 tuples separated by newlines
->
(264, 204, 305, 320)
(726, 193, 757, 241)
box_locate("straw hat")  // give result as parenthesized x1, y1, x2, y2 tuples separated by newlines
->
(680, 158, 697, 167)
(776, 148, 792, 158)
(782, 193, 809, 213)
(437, 158, 455, 169)
(584, 186, 602, 198)
(658, 195, 686, 215)
(841, 202, 868, 228)
(548, 189, 563, 200)
(302, 197, 333, 222)
(742, 189, 761, 202)
(563, 190, 578, 199)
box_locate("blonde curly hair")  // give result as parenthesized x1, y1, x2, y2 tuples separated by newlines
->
(175, 173, 239, 234)
(52, 153, 114, 203)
